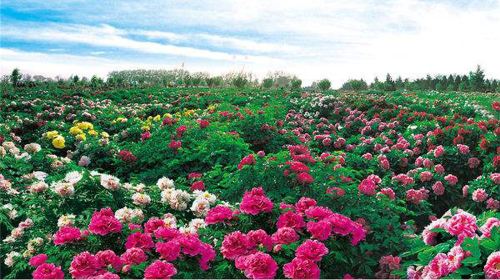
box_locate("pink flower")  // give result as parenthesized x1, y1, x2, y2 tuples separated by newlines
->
(434, 145, 444, 157)
(247, 229, 273, 251)
(487, 198, 500, 210)
(295, 240, 328, 262)
(480, 218, 500, 239)
(444, 174, 458, 186)
(283, 258, 321, 279)
(69, 252, 101, 279)
(141, 131, 151, 141)
(32, 263, 65, 279)
(462, 185, 469, 197)
(358, 177, 378, 196)
(432, 181, 445, 196)
(96, 250, 122, 272)
(468, 157, 480, 168)
(168, 140, 182, 151)
(297, 172, 314, 185)
(306, 220, 332, 241)
(156, 240, 181, 261)
(144, 260, 177, 279)
(121, 248, 148, 265)
(491, 173, 500, 184)
(154, 227, 180, 241)
(144, 217, 165, 233)
(88, 208, 122, 236)
(422, 219, 447, 245)
(295, 197, 317, 213)
(53, 226, 82, 245)
(289, 161, 310, 173)
(379, 255, 401, 270)
(446, 210, 477, 242)
(484, 251, 500, 279)
(240, 187, 273, 215)
(125, 232, 154, 250)
(221, 231, 254, 260)
(235, 252, 278, 279)
(29, 254, 48, 267)
(238, 154, 255, 170)
(419, 171, 433, 182)
(272, 227, 300, 244)
(89, 272, 120, 279)
(277, 211, 305, 230)
(378, 188, 395, 200)
(190, 181, 205, 191)
(198, 119, 210, 129)
(205, 205, 234, 225)
(198, 242, 216, 270)
(406, 188, 429, 204)
(472, 188, 488, 202)
(434, 164, 445, 174)
(304, 206, 333, 220)
(457, 144, 469, 154)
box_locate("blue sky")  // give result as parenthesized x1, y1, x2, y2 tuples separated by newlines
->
(1, 0, 499, 85)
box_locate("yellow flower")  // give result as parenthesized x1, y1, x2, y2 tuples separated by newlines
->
(77, 122, 93, 130)
(76, 134, 86, 141)
(69, 127, 83, 135)
(153, 115, 161, 122)
(46, 131, 59, 139)
(88, 130, 98, 136)
(101, 132, 109, 138)
(141, 125, 151, 131)
(163, 113, 173, 118)
(207, 104, 217, 111)
(183, 109, 195, 117)
(52, 136, 65, 149)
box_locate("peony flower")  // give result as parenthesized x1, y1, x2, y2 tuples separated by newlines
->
(446, 210, 477, 243)
(88, 208, 122, 235)
(444, 174, 458, 186)
(69, 252, 100, 279)
(96, 250, 122, 272)
(238, 154, 256, 170)
(432, 181, 445, 196)
(272, 227, 300, 244)
(247, 229, 273, 251)
(132, 192, 151, 206)
(277, 211, 306, 230)
(156, 240, 181, 261)
(221, 231, 254, 260)
(295, 239, 328, 262)
(297, 172, 314, 185)
(121, 247, 147, 265)
(295, 197, 317, 213)
(283, 257, 321, 279)
(32, 263, 65, 279)
(479, 218, 499, 239)
(125, 232, 155, 250)
(29, 254, 48, 267)
(144, 260, 177, 279)
(235, 252, 278, 279)
(53, 226, 82, 245)
(157, 177, 175, 190)
(240, 187, 273, 215)
(100, 174, 120, 190)
(484, 251, 500, 279)
(205, 205, 234, 225)
(472, 188, 488, 202)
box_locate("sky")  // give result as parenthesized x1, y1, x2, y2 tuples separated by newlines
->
(1, 0, 500, 86)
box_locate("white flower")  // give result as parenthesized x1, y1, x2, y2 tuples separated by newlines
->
(100, 174, 120, 190)
(192, 190, 217, 205)
(57, 214, 76, 227)
(132, 193, 151, 206)
(29, 181, 48, 193)
(78, 156, 91, 167)
(64, 171, 83, 184)
(188, 218, 206, 232)
(157, 177, 175, 190)
(115, 207, 144, 224)
(190, 198, 210, 217)
(52, 182, 75, 197)
(24, 143, 41, 153)
(162, 213, 177, 228)
(32, 171, 48, 181)
(4, 251, 20, 267)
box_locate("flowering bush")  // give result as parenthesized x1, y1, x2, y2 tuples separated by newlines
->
(1, 87, 498, 278)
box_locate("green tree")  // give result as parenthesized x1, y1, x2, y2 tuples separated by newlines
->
(469, 65, 485, 92)
(317, 79, 331, 91)
(262, 78, 274, 89)
(290, 78, 302, 90)
(10, 68, 21, 87)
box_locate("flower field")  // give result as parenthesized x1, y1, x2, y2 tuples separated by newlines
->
(0, 87, 499, 279)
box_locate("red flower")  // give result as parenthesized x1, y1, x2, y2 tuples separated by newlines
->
(492, 101, 500, 111)
(190, 181, 205, 191)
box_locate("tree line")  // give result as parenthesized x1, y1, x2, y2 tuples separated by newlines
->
(2, 65, 499, 93)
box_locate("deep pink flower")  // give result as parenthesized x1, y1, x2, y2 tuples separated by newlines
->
(283, 257, 321, 279)
(29, 254, 48, 267)
(89, 272, 120, 279)
(198, 119, 210, 129)
(144, 217, 165, 233)
(221, 231, 254, 260)
(190, 180, 205, 191)
(289, 161, 310, 173)
(32, 263, 65, 279)
(446, 210, 477, 242)
(271, 227, 300, 244)
(235, 252, 278, 279)
(53, 226, 82, 245)
(238, 154, 256, 170)
(240, 187, 273, 215)
(247, 229, 273, 251)
(304, 206, 334, 220)
(156, 240, 181, 261)
(121, 248, 147, 265)
(297, 172, 314, 185)
(125, 232, 154, 250)
(432, 181, 445, 196)
(295, 240, 328, 262)
(306, 220, 332, 241)
(484, 251, 500, 279)
(88, 208, 122, 236)
(144, 260, 177, 279)
(379, 188, 395, 200)
(277, 211, 305, 230)
(168, 140, 182, 151)
(96, 250, 122, 272)
(205, 205, 234, 225)
(480, 218, 500, 239)
(154, 227, 180, 241)
(69, 252, 101, 279)
(295, 197, 317, 213)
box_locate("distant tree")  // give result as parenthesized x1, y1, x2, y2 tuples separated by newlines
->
(90, 75, 104, 89)
(383, 74, 396, 91)
(317, 79, 331, 91)
(395, 76, 404, 90)
(290, 78, 302, 90)
(262, 78, 274, 89)
(72, 75, 80, 84)
(469, 65, 485, 92)
(232, 74, 249, 88)
(341, 79, 368, 91)
(10, 68, 21, 87)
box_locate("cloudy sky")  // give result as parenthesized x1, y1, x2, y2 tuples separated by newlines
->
(1, 0, 500, 86)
